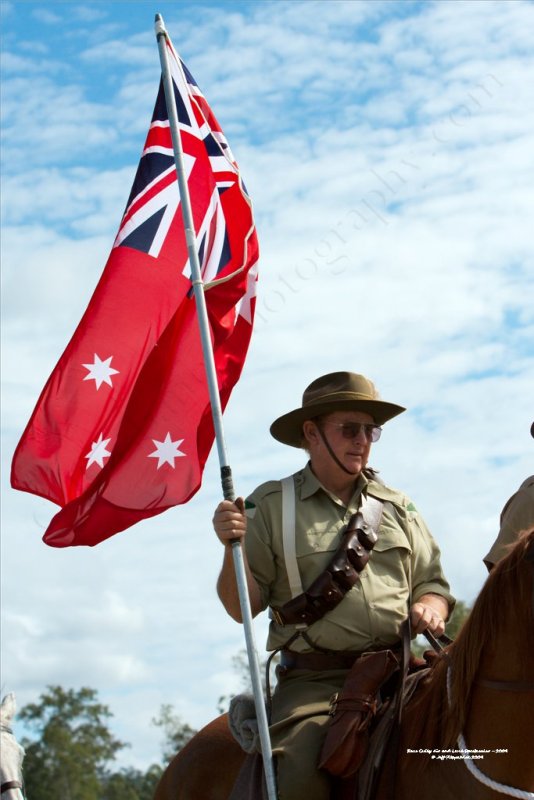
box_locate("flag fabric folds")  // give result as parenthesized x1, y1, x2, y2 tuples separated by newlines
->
(11, 35, 259, 547)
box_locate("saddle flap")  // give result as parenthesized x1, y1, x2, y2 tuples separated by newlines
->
(318, 649, 400, 779)
(357, 668, 430, 800)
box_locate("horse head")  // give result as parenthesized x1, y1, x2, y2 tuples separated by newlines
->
(0, 694, 25, 800)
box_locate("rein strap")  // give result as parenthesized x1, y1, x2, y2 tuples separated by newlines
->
(1, 781, 23, 794)
(476, 678, 534, 693)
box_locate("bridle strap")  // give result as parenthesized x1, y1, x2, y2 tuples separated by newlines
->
(1, 781, 23, 794)
(476, 678, 534, 692)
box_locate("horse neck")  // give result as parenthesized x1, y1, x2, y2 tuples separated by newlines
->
(0, 730, 24, 800)
(446, 565, 534, 755)
(478, 626, 534, 681)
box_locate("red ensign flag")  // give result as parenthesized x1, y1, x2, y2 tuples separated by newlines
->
(11, 37, 259, 547)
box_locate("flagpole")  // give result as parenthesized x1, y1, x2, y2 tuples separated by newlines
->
(154, 15, 277, 800)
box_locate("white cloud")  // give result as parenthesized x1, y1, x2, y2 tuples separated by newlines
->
(81, 33, 154, 68)
(1, 50, 57, 74)
(1, 166, 134, 227)
(71, 4, 109, 23)
(32, 7, 61, 25)
(1, 78, 119, 168)
(0, 0, 13, 19)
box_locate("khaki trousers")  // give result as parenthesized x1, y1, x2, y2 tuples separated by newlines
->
(269, 667, 349, 800)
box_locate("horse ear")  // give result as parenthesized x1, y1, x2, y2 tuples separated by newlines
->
(0, 693, 17, 724)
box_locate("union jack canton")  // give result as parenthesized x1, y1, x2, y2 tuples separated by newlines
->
(114, 38, 254, 288)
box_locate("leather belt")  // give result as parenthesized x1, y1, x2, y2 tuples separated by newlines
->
(280, 644, 402, 672)
(280, 649, 365, 671)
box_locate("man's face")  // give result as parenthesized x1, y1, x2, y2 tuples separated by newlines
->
(305, 410, 376, 478)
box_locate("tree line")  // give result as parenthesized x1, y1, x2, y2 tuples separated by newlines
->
(17, 686, 195, 800)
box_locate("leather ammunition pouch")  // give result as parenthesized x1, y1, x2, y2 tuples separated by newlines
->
(319, 649, 400, 778)
(271, 513, 378, 627)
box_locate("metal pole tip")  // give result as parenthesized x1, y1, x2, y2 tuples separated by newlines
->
(154, 13, 166, 37)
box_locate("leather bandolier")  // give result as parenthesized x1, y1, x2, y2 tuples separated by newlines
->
(271, 511, 378, 628)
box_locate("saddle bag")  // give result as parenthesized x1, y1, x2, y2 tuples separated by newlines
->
(318, 649, 400, 778)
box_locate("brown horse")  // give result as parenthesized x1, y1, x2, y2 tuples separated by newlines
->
(154, 529, 534, 800)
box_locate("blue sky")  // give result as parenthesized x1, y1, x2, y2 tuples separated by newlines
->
(1, 0, 533, 772)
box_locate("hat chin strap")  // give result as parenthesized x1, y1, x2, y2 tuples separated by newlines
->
(317, 426, 359, 476)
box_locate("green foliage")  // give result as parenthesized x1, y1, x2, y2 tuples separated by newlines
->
(446, 599, 471, 639)
(152, 704, 197, 763)
(100, 765, 163, 800)
(20, 686, 126, 800)
(18, 686, 198, 799)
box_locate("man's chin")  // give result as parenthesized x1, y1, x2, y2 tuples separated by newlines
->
(344, 457, 365, 474)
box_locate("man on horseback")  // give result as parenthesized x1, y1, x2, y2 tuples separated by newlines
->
(213, 372, 454, 800)
(483, 421, 534, 570)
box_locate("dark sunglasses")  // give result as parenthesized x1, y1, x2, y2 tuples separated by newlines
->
(320, 420, 382, 442)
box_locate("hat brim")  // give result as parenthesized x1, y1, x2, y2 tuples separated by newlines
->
(270, 398, 406, 448)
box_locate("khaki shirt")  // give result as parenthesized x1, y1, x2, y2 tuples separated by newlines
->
(245, 463, 454, 653)
(483, 476, 534, 569)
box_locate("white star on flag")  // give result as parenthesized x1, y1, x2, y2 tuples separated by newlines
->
(82, 354, 119, 390)
(85, 433, 112, 469)
(236, 262, 258, 324)
(148, 433, 186, 469)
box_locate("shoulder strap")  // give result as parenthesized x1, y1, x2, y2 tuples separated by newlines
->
(281, 476, 304, 598)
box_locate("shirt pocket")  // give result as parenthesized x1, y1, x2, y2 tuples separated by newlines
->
(368, 528, 412, 588)
(292, 518, 344, 587)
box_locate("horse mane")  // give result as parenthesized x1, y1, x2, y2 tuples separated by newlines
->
(405, 527, 534, 753)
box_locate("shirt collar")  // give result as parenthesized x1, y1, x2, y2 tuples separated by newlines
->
(300, 461, 368, 509)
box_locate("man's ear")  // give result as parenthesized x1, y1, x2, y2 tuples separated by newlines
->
(302, 419, 320, 448)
